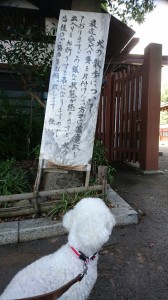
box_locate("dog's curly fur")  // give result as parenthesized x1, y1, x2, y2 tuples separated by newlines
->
(0, 197, 115, 300)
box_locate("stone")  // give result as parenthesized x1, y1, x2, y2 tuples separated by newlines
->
(107, 187, 138, 225)
(0, 221, 18, 245)
(44, 170, 85, 190)
(19, 218, 66, 242)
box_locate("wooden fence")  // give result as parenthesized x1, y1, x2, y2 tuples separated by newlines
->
(96, 43, 162, 171)
(97, 66, 142, 164)
(0, 185, 103, 218)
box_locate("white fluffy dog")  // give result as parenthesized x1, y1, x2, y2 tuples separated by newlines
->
(0, 197, 115, 300)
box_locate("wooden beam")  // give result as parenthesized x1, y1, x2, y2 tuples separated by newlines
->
(106, 54, 168, 66)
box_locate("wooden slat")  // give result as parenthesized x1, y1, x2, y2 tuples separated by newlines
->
(119, 71, 125, 161)
(104, 72, 112, 162)
(97, 65, 143, 165)
(128, 68, 136, 160)
(115, 73, 120, 160)
(123, 69, 128, 161)
(110, 73, 116, 162)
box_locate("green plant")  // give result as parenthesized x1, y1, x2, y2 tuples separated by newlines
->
(31, 144, 40, 160)
(0, 90, 44, 160)
(47, 190, 100, 219)
(92, 140, 108, 166)
(92, 139, 115, 183)
(0, 159, 31, 199)
(101, 0, 155, 25)
(160, 86, 168, 125)
(0, 25, 55, 108)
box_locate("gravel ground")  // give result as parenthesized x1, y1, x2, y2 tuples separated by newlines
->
(0, 144, 168, 300)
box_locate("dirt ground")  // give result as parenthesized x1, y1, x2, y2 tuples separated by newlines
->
(0, 143, 168, 300)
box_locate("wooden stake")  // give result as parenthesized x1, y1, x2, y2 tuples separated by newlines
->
(98, 166, 108, 201)
(34, 159, 44, 217)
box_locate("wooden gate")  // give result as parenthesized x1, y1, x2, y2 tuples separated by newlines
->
(96, 67, 142, 163)
(96, 43, 162, 171)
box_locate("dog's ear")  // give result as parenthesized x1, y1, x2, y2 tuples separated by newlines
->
(62, 209, 74, 231)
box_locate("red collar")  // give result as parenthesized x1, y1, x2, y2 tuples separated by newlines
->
(70, 246, 97, 263)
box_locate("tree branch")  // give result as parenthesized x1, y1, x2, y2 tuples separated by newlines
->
(24, 88, 46, 108)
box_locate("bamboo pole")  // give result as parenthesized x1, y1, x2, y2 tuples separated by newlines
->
(0, 185, 103, 203)
(0, 204, 55, 218)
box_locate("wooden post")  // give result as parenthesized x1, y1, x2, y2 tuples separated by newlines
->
(98, 166, 107, 202)
(34, 159, 44, 216)
(85, 171, 90, 187)
(139, 43, 162, 171)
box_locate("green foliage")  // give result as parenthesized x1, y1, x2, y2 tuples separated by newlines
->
(160, 111, 168, 125)
(0, 26, 55, 107)
(48, 190, 100, 219)
(0, 159, 31, 197)
(160, 86, 168, 125)
(161, 87, 168, 104)
(0, 24, 54, 68)
(101, 0, 156, 25)
(92, 140, 115, 183)
(0, 90, 44, 160)
(93, 140, 108, 165)
(0, 25, 51, 161)
(31, 144, 40, 160)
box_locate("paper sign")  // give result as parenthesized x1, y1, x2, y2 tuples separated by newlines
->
(40, 10, 110, 170)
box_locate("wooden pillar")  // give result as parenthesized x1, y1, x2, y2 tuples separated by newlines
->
(139, 43, 162, 171)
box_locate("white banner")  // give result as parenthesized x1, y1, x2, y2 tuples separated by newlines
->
(40, 10, 110, 170)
